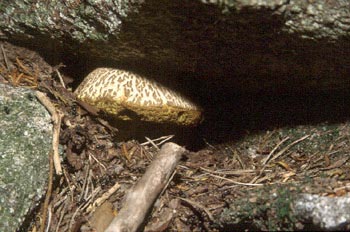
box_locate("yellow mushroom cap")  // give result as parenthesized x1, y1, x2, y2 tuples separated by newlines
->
(74, 68, 202, 126)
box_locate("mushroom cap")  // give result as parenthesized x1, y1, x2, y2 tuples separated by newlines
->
(74, 68, 202, 126)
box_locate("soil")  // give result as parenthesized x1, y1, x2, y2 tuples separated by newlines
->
(1, 41, 350, 232)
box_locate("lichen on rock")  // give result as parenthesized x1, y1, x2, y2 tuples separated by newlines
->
(0, 84, 52, 231)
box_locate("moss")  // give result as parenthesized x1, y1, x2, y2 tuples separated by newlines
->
(220, 184, 301, 231)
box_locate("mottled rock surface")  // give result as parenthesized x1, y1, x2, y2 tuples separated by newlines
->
(295, 194, 350, 230)
(220, 189, 350, 231)
(1, 1, 350, 231)
(218, 122, 350, 231)
(0, 84, 52, 231)
(1, 0, 350, 94)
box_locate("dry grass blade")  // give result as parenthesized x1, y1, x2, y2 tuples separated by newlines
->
(141, 135, 174, 146)
(269, 135, 310, 163)
(227, 146, 245, 169)
(156, 135, 175, 146)
(45, 205, 52, 232)
(79, 164, 90, 202)
(55, 200, 69, 232)
(200, 167, 256, 176)
(145, 137, 160, 150)
(55, 69, 66, 88)
(263, 137, 289, 165)
(68, 187, 101, 232)
(0, 45, 9, 69)
(86, 182, 120, 213)
(39, 149, 54, 232)
(88, 151, 107, 170)
(16, 57, 33, 76)
(159, 170, 177, 197)
(320, 157, 349, 170)
(207, 173, 263, 186)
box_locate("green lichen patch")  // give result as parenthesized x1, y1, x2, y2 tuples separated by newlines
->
(220, 184, 300, 231)
(0, 84, 52, 231)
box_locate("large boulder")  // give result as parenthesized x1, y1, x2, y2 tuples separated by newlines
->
(0, 0, 350, 93)
(0, 84, 52, 231)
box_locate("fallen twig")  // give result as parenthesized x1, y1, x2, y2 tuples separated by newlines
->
(55, 199, 68, 232)
(320, 156, 349, 170)
(86, 182, 120, 213)
(16, 57, 33, 76)
(36, 91, 63, 175)
(45, 205, 52, 232)
(178, 197, 214, 221)
(145, 136, 160, 150)
(68, 187, 101, 232)
(40, 149, 54, 232)
(105, 142, 187, 232)
(262, 137, 289, 165)
(55, 69, 66, 89)
(207, 173, 263, 186)
(141, 135, 174, 146)
(0, 44, 9, 69)
(268, 135, 310, 164)
(88, 151, 107, 170)
(200, 167, 256, 176)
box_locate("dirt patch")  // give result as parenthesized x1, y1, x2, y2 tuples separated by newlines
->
(1, 41, 350, 231)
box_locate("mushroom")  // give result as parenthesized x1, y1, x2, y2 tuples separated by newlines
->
(74, 68, 202, 126)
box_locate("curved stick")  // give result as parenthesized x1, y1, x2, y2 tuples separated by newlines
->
(105, 142, 186, 232)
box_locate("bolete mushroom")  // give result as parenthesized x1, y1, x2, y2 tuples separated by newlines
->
(75, 68, 202, 126)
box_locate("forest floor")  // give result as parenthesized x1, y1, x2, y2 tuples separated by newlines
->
(1, 41, 350, 231)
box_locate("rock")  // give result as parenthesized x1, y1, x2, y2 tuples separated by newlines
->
(220, 185, 350, 231)
(1, 1, 350, 93)
(0, 84, 52, 231)
(219, 184, 300, 231)
(295, 194, 350, 231)
(218, 122, 350, 231)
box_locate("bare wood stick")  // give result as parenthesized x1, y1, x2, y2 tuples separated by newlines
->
(36, 91, 63, 175)
(178, 197, 214, 221)
(105, 142, 186, 232)
(52, 111, 63, 175)
(86, 181, 120, 213)
(145, 136, 160, 150)
(40, 149, 54, 232)
(0, 45, 9, 70)
(55, 69, 66, 89)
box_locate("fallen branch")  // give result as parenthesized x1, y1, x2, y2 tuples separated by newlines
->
(36, 91, 63, 175)
(105, 142, 186, 232)
(0, 44, 9, 69)
(39, 149, 54, 232)
(178, 197, 214, 221)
